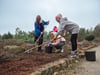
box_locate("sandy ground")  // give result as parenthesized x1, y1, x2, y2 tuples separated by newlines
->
(75, 46, 100, 75)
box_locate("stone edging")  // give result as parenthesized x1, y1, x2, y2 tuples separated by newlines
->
(30, 52, 85, 75)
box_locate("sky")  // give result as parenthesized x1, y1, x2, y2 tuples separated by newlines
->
(0, 0, 100, 34)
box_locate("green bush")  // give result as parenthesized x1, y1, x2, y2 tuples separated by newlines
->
(2, 32, 13, 39)
(23, 38, 34, 43)
(85, 34, 95, 41)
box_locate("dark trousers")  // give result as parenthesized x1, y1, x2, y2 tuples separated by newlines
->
(55, 41, 65, 50)
(70, 34, 78, 51)
(34, 35, 43, 51)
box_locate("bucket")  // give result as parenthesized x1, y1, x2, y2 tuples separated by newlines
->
(85, 51, 96, 61)
(45, 46, 52, 53)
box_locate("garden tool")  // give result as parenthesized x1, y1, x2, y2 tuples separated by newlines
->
(24, 35, 66, 54)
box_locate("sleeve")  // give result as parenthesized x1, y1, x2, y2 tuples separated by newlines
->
(42, 20, 49, 25)
(52, 39, 60, 46)
(34, 23, 41, 34)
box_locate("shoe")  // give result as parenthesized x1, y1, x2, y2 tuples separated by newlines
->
(68, 50, 78, 58)
(71, 50, 78, 55)
(74, 50, 79, 55)
(61, 48, 64, 53)
(55, 49, 61, 53)
(71, 51, 75, 55)
(67, 54, 77, 58)
(38, 50, 42, 52)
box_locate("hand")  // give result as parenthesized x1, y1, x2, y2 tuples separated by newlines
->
(63, 33, 67, 37)
(48, 42, 52, 46)
(48, 20, 49, 24)
(41, 32, 43, 35)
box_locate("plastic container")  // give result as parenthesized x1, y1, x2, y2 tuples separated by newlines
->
(85, 51, 96, 61)
(45, 46, 52, 53)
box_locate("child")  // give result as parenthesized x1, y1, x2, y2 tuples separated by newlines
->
(55, 14, 79, 57)
(34, 15, 49, 52)
(48, 32, 66, 53)
(53, 26, 58, 32)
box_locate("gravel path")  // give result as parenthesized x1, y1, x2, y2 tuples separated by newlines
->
(75, 46, 100, 75)
(59, 46, 100, 75)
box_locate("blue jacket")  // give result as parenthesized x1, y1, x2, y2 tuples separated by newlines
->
(34, 20, 49, 37)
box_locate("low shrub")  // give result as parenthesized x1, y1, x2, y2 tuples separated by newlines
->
(85, 34, 95, 41)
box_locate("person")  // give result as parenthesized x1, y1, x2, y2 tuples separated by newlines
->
(53, 26, 58, 32)
(48, 32, 66, 53)
(55, 14, 79, 57)
(34, 15, 49, 52)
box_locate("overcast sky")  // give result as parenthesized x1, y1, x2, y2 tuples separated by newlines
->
(0, 0, 100, 34)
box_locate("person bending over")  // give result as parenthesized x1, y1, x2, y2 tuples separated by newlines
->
(55, 14, 79, 57)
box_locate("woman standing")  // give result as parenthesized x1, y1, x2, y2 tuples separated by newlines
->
(34, 15, 49, 52)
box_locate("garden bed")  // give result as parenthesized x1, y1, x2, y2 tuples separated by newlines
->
(0, 39, 98, 75)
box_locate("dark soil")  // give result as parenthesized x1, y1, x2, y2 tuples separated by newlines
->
(0, 39, 97, 75)
(0, 40, 70, 75)
(0, 51, 69, 75)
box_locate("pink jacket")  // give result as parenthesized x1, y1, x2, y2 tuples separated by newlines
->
(53, 27, 58, 32)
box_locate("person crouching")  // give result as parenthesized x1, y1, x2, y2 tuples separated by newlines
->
(49, 32, 66, 53)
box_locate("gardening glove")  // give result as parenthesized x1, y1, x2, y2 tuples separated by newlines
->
(48, 42, 52, 47)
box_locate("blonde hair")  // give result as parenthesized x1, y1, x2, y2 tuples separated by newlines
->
(49, 32, 57, 40)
